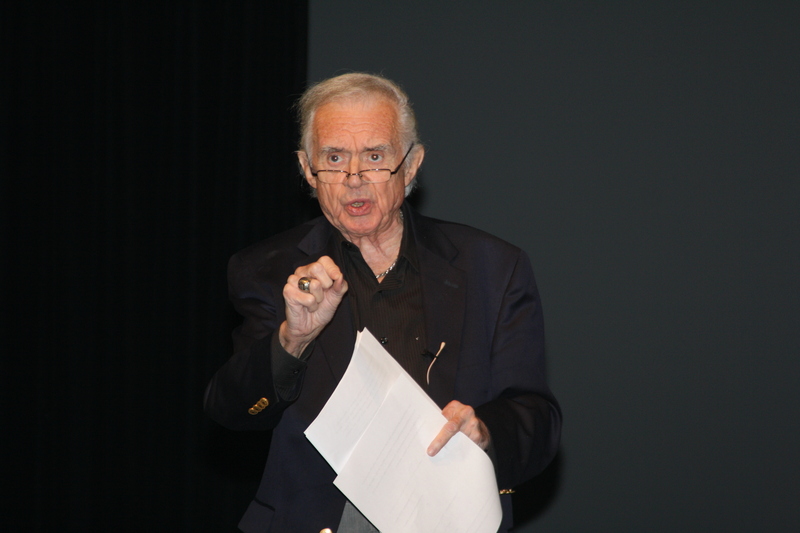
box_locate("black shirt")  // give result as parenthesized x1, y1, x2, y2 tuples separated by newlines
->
(271, 207, 429, 397)
(333, 212, 428, 389)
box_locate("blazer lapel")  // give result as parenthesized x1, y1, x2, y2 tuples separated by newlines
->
(296, 219, 357, 384)
(316, 296, 356, 383)
(410, 209, 467, 408)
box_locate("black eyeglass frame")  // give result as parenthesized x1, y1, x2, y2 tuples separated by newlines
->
(309, 143, 415, 184)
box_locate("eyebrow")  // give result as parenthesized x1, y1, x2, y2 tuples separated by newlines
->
(317, 145, 394, 156)
(363, 144, 391, 153)
(318, 146, 346, 155)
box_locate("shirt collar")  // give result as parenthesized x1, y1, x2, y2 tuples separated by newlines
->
(330, 204, 420, 273)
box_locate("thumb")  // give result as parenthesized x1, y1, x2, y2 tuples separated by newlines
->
(331, 276, 348, 298)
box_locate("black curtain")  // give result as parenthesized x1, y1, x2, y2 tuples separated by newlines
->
(3, 3, 312, 531)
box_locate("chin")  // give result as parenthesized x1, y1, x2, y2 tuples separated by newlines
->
(343, 224, 377, 237)
(341, 212, 372, 225)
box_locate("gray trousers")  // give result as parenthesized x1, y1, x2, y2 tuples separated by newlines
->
(338, 500, 379, 532)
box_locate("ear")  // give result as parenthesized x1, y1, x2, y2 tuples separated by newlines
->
(403, 145, 426, 187)
(297, 151, 317, 190)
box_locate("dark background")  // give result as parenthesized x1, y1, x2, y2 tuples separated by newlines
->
(3, 2, 311, 531)
(4, 1, 799, 532)
(308, 2, 800, 531)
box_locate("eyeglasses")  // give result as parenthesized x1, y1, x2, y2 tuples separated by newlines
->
(310, 144, 415, 184)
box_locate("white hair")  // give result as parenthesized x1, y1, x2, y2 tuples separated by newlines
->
(296, 73, 422, 196)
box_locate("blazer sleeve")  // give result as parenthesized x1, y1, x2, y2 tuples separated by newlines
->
(204, 250, 305, 431)
(473, 249, 562, 489)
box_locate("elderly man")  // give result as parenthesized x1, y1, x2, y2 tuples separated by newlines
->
(205, 73, 561, 532)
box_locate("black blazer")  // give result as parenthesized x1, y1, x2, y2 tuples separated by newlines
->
(205, 205, 562, 532)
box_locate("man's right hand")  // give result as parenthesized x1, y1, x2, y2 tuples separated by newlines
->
(279, 255, 348, 357)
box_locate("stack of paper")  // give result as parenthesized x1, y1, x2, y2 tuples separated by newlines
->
(305, 329, 502, 533)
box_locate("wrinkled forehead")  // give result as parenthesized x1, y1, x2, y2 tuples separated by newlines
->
(311, 95, 401, 151)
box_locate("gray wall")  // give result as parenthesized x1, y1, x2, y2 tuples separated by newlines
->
(308, 2, 800, 531)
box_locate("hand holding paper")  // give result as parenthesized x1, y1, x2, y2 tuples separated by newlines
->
(427, 399, 491, 456)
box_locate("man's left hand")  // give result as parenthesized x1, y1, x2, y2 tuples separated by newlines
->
(427, 400, 490, 456)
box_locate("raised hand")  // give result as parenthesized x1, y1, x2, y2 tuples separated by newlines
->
(279, 255, 348, 357)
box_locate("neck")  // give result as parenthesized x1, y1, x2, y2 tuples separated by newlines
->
(344, 210, 404, 275)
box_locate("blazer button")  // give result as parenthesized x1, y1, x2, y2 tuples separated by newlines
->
(320, 529, 333, 533)
(248, 407, 258, 415)
(257, 397, 269, 408)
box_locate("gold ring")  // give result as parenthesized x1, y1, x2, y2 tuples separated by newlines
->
(298, 277, 312, 292)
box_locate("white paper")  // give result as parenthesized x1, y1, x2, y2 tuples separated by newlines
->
(304, 329, 502, 533)
(304, 329, 411, 472)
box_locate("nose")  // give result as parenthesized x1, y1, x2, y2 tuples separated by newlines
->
(343, 169, 365, 188)
(346, 157, 361, 175)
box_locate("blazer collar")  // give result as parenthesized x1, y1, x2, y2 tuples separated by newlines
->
(296, 216, 336, 259)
